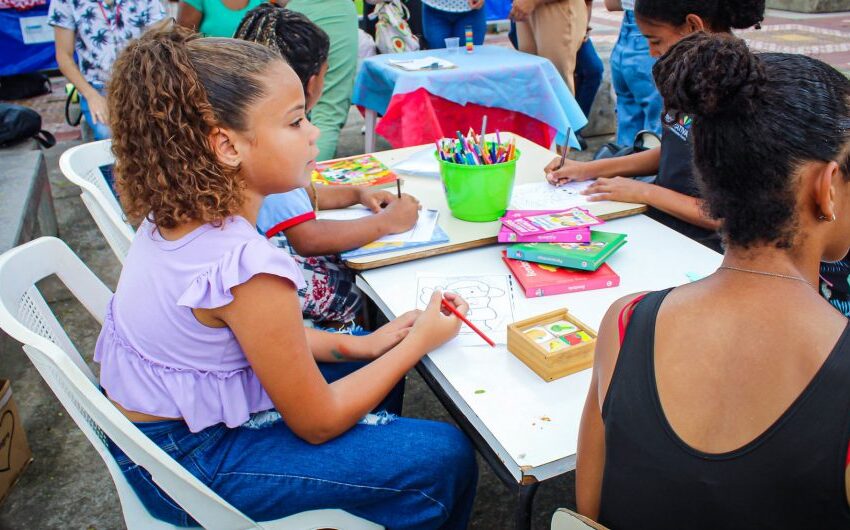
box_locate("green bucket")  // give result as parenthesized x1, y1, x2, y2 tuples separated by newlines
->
(437, 149, 520, 222)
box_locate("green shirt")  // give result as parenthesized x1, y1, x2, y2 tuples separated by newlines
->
(182, 0, 266, 37)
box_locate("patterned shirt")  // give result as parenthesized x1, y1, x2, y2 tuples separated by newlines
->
(48, 0, 166, 86)
(422, 0, 472, 13)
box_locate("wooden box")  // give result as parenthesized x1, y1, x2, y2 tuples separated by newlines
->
(507, 309, 597, 382)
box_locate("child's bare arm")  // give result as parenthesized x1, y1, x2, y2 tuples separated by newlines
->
(218, 275, 467, 444)
(285, 194, 420, 256)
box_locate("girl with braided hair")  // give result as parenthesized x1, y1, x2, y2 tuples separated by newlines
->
(101, 26, 477, 528)
(236, 4, 423, 326)
(576, 32, 850, 529)
(544, 0, 765, 253)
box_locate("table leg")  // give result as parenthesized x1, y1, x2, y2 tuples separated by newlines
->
(515, 482, 540, 530)
(365, 109, 377, 153)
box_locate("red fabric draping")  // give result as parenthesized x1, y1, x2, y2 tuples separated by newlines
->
(374, 87, 557, 149)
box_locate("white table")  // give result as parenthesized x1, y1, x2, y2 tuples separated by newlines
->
(355, 144, 723, 528)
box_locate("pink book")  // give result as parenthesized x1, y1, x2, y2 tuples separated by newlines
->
(502, 251, 620, 298)
(501, 207, 602, 237)
(498, 224, 591, 243)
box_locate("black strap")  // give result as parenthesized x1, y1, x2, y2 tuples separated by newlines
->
(65, 87, 82, 127)
(34, 130, 56, 149)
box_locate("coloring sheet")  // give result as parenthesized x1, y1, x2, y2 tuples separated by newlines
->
(509, 181, 594, 210)
(416, 274, 515, 346)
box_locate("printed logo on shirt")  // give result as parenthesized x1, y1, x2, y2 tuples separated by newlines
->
(664, 112, 692, 142)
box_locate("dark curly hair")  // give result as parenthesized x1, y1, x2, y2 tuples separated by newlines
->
(107, 25, 283, 229)
(654, 32, 850, 249)
(635, 0, 765, 31)
(234, 4, 330, 91)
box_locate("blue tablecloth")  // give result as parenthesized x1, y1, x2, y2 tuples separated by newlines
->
(0, 5, 57, 76)
(353, 45, 586, 148)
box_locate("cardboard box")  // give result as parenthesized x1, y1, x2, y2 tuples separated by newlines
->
(507, 309, 598, 382)
(0, 380, 32, 505)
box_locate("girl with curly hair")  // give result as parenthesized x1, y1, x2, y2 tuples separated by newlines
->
(576, 33, 850, 529)
(100, 26, 477, 528)
(544, 0, 765, 253)
(235, 4, 421, 326)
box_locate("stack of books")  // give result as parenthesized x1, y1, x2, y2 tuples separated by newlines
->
(501, 219, 627, 298)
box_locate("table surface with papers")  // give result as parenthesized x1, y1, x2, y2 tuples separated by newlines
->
(346, 134, 645, 270)
(352, 136, 723, 528)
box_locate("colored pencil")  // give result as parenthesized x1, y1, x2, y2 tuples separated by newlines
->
(396, 178, 401, 198)
(441, 296, 496, 348)
(557, 127, 573, 171)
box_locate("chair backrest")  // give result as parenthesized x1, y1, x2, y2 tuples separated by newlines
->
(0, 237, 261, 530)
(550, 509, 610, 530)
(59, 141, 134, 264)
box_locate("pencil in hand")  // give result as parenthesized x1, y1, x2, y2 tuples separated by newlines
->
(396, 178, 401, 199)
(441, 295, 496, 348)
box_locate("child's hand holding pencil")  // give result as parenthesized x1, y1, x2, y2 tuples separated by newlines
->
(406, 291, 472, 352)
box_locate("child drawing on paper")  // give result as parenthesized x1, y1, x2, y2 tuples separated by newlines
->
(418, 277, 513, 333)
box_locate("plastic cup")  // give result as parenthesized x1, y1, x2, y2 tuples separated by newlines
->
(444, 37, 460, 54)
(437, 150, 520, 222)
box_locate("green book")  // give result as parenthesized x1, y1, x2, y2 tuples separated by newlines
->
(505, 231, 627, 271)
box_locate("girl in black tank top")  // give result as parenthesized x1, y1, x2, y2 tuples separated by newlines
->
(575, 33, 850, 529)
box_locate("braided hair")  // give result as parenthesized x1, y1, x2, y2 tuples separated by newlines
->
(235, 4, 330, 91)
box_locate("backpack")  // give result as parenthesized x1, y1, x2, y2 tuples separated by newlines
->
(0, 73, 52, 100)
(594, 129, 661, 159)
(374, 0, 420, 54)
(0, 103, 56, 148)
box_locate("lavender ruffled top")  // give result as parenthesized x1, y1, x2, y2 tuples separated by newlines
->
(94, 216, 305, 433)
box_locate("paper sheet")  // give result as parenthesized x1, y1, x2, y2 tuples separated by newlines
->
(391, 148, 441, 178)
(508, 181, 594, 210)
(388, 56, 457, 71)
(317, 208, 439, 243)
(416, 274, 515, 346)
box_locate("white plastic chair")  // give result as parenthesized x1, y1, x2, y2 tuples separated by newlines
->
(551, 509, 609, 530)
(59, 140, 134, 264)
(0, 237, 383, 530)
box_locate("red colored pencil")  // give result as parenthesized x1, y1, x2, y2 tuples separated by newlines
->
(441, 297, 496, 348)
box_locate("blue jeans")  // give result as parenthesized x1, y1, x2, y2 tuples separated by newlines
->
(79, 84, 112, 140)
(610, 10, 662, 145)
(422, 4, 486, 49)
(108, 361, 478, 529)
(574, 38, 604, 122)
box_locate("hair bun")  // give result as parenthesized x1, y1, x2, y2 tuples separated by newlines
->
(654, 32, 766, 118)
(721, 0, 766, 29)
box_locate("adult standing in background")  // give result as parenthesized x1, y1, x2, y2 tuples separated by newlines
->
(287, 0, 358, 161)
(606, 0, 662, 145)
(49, 0, 166, 139)
(511, 0, 588, 94)
(177, 0, 265, 37)
(421, 0, 486, 49)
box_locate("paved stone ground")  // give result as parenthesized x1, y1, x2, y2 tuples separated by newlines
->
(2, 3, 850, 529)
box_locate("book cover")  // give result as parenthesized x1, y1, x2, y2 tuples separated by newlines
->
(312, 154, 399, 188)
(501, 207, 602, 236)
(341, 225, 450, 259)
(498, 225, 591, 243)
(502, 252, 620, 297)
(505, 231, 627, 271)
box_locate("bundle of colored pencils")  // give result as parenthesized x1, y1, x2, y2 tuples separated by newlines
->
(436, 128, 516, 166)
